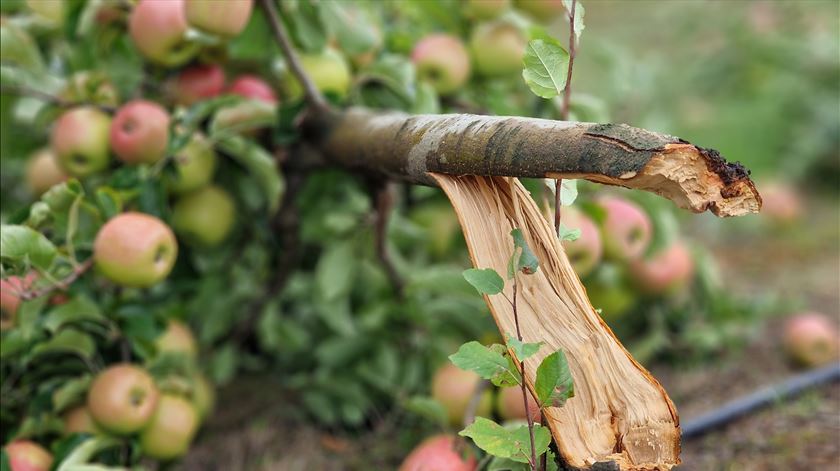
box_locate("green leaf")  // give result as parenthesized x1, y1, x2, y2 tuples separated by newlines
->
(522, 38, 570, 99)
(321, 3, 378, 56)
(557, 224, 581, 242)
(43, 296, 107, 333)
(215, 135, 284, 213)
(280, 0, 327, 53)
(449, 342, 520, 386)
(562, 0, 586, 42)
(510, 229, 539, 276)
(506, 334, 543, 361)
(534, 350, 575, 408)
(551, 179, 578, 206)
(94, 187, 122, 219)
(316, 240, 357, 301)
(462, 268, 504, 295)
(459, 417, 552, 463)
(32, 329, 96, 360)
(55, 436, 121, 471)
(403, 396, 448, 427)
(352, 54, 417, 110)
(52, 375, 92, 412)
(0, 224, 56, 269)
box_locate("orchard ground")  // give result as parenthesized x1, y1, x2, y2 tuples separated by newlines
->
(181, 194, 840, 470)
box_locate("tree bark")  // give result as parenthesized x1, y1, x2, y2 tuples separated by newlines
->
(303, 108, 761, 217)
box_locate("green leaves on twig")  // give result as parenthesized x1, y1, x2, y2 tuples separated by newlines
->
(535, 350, 575, 408)
(460, 417, 552, 464)
(522, 38, 570, 99)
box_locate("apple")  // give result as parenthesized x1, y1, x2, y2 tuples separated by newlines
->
(4, 440, 53, 471)
(94, 212, 178, 287)
(184, 0, 253, 38)
(110, 100, 171, 165)
(760, 182, 802, 226)
(284, 48, 352, 100)
(496, 385, 541, 422)
(61, 72, 120, 107)
(515, 0, 565, 20)
(172, 185, 235, 247)
(62, 405, 100, 436)
(0, 274, 36, 331)
(173, 64, 226, 106)
(597, 196, 652, 261)
(156, 320, 198, 357)
(129, 0, 197, 66)
(783, 312, 840, 368)
(25, 148, 67, 196)
(412, 34, 470, 96)
(166, 134, 217, 194)
(50, 107, 112, 177)
(465, 0, 510, 19)
(399, 435, 476, 471)
(26, 0, 66, 26)
(560, 207, 603, 278)
(139, 394, 200, 460)
(228, 75, 278, 104)
(470, 21, 527, 77)
(584, 263, 636, 322)
(87, 364, 160, 435)
(432, 363, 492, 426)
(628, 241, 695, 296)
(191, 372, 215, 420)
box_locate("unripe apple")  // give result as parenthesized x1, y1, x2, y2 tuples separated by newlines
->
(0, 274, 37, 331)
(87, 364, 160, 435)
(465, 0, 510, 20)
(50, 107, 112, 177)
(760, 182, 802, 226)
(470, 21, 527, 77)
(597, 196, 652, 261)
(284, 48, 351, 100)
(399, 435, 476, 471)
(139, 394, 200, 460)
(431, 363, 492, 426)
(129, 0, 196, 66)
(628, 241, 695, 296)
(412, 34, 470, 96)
(173, 64, 226, 106)
(4, 440, 53, 471)
(26, 148, 67, 196)
(167, 134, 217, 194)
(783, 312, 840, 368)
(228, 75, 278, 104)
(62, 405, 100, 436)
(584, 263, 636, 322)
(26, 0, 66, 26)
(94, 212, 178, 287)
(191, 372, 215, 421)
(110, 100, 171, 165)
(61, 72, 120, 107)
(184, 0, 252, 38)
(496, 385, 541, 422)
(156, 320, 198, 357)
(172, 185, 235, 247)
(515, 0, 565, 20)
(560, 207, 603, 278)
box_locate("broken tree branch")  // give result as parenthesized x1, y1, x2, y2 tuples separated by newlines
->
(302, 109, 761, 217)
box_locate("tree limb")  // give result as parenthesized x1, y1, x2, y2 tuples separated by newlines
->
(302, 109, 761, 217)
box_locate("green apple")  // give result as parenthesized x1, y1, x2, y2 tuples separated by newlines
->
(411, 34, 471, 95)
(0, 19, 45, 72)
(515, 0, 565, 20)
(172, 185, 235, 247)
(0, 273, 36, 331)
(399, 435, 476, 471)
(156, 320, 198, 358)
(284, 48, 351, 100)
(94, 212, 178, 287)
(191, 372, 215, 421)
(496, 385, 541, 422)
(184, 0, 253, 38)
(465, 0, 510, 20)
(26, 148, 67, 196)
(129, 0, 197, 66)
(139, 394, 200, 460)
(50, 107, 112, 177)
(87, 364, 160, 435)
(470, 20, 528, 77)
(62, 405, 101, 436)
(26, 0, 66, 26)
(4, 440, 53, 471)
(431, 363, 492, 426)
(166, 134, 217, 194)
(61, 72, 120, 107)
(110, 100, 171, 165)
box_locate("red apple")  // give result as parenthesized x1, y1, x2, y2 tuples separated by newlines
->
(94, 212, 178, 287)
(87, 364, 160, 435)
(432, 363, 492, 426)
(156, 320, 198, 358)
(597, 196, 652, 261)
(1, 273, 37, 331)
(184, 0, 253, 38)
(628, 241, 695, 296)
(783, 312, 840, 368)
(399, 435, 476, 471)
(110, 100, 171, 165)
(470, 21, 527, 77)
(50, 107, 112, 177)
(496, 385, 541, 422)
(228, 75, 277, 104)
(760, 182, 802, 226)
(4, 440, 53, 471)
(25, 148, 67, 196)
(139, 394, 200, 460)
(173, 64, 226, 106)
(412, 34, 470, 96)
(129, 0, 196, 66)
(62, 405, 100, 436)
(560, 207, 603, 277)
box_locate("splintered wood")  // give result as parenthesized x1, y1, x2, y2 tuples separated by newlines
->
(433, 174, 680, 471)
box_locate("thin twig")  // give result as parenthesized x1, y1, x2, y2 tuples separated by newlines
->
(373, 182, 404, 298)
(258, 0, 329, 112)
(0, 84, 116, 113)
(19, 259, 94, 301)
(554, 179, 562, 237)
(560, 0, 577, 121)
(462, 379, 490, 429)
(512, 278, 539, 471)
